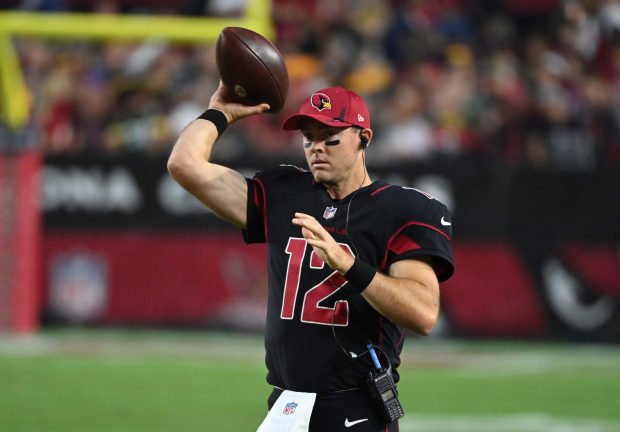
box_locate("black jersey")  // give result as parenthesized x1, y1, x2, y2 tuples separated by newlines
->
(244, 165, 454, 393)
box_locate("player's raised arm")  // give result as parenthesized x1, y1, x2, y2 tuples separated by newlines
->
(167, 82, 269, 229)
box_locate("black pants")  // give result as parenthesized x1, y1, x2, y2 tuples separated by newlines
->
(268, 387, 399, 432)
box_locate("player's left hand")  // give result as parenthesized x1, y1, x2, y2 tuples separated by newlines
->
(292, 212, 355, 273)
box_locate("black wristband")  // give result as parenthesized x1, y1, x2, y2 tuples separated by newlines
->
(197, 109, 228, 138)
(342, 258, 376, 295)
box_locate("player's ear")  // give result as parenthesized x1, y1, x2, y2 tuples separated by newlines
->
(359, 129, 372, 149)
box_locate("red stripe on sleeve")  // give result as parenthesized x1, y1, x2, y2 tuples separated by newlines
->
(253, 177, 268, 240)
(381, 221, 450, 270)
(389, 234, 421, 255)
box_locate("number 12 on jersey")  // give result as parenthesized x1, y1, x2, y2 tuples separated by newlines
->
(281, 237, 354, 326)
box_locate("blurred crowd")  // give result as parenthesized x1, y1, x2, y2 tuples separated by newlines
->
(4, 0, 620, 170)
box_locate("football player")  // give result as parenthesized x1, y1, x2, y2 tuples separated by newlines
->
(168, 83, 454, 431)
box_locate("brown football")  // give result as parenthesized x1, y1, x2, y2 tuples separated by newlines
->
(216, 27, 289, 113)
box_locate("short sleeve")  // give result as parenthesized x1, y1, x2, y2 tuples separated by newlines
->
(383, 199, 454, 282)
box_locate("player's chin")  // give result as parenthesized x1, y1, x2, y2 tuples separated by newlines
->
(310, 168, 331, 184)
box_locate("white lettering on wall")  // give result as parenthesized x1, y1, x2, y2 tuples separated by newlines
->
(41, 166, 142, 213)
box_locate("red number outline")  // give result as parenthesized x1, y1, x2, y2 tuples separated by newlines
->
(281, 238, 353, 326)
(281, 238, 307, 319)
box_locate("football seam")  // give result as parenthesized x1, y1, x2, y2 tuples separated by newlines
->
(228, 30, 284, 106)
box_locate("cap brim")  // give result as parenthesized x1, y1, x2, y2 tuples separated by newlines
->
(281, 113, 353, 130)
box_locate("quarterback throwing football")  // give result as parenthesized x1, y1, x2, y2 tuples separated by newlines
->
(168, 83, 454, 431)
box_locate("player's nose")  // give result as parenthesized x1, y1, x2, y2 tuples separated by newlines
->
(308, 140, 326, 151)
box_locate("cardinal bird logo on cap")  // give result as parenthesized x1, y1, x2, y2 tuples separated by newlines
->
(311, 93, 331, 111)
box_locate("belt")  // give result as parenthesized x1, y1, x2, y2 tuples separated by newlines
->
(272, 385, 365, 399)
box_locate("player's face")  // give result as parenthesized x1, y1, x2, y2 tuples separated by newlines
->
(300, 120, 362, 185)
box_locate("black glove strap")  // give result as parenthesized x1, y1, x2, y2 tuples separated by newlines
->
(197, 109, 228, 138)
(342, 258, 376, 295)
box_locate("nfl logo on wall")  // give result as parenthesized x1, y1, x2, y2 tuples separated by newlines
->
(323, 206, 337, 220)
(283, 402, 298, 415)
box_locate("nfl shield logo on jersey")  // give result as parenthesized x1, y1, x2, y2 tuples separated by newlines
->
(323, 206, 337, 220)
(283, 402, 298, 415)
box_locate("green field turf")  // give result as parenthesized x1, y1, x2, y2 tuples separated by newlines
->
(1, 329, 619, 432)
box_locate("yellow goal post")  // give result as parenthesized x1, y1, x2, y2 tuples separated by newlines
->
(0, 0, 274, 130)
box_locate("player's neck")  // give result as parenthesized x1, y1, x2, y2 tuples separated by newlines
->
(323, 168, 371, 200)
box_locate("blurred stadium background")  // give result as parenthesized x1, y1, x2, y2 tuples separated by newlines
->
(1, 0, 619, 431)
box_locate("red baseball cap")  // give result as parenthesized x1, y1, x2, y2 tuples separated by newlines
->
(282, 87, 371, 130)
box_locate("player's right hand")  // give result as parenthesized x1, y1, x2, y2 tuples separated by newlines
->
(208, 81, 270, 124)
(292, 212, 356, 274)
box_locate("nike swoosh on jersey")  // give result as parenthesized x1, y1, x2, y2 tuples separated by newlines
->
(344, 418, 369, 427)
(441, 216, 452, 226)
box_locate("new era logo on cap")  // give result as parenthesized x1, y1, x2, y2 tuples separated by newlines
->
(282, 87, 370, 130)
